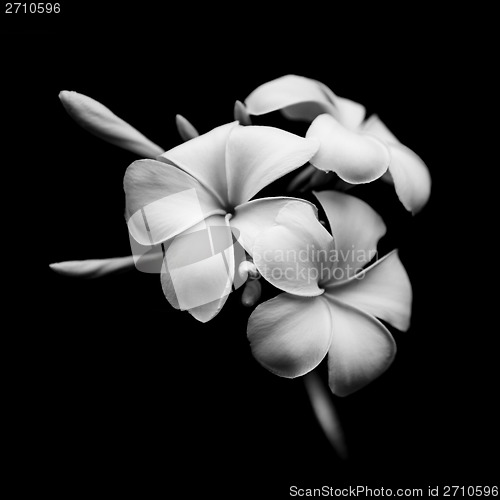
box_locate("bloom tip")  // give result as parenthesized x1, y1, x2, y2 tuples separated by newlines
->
(175, 114, 199, 141)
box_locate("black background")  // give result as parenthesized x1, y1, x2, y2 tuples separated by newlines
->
(3, 4, 498, 497)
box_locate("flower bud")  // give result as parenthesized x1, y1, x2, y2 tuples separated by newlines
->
(175, 114, 199, 141)
(59, 91, 164, 158)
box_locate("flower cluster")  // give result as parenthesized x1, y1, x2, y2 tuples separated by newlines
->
(51, 75, 430, 397)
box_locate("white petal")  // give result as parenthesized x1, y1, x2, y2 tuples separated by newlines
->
(59, 91, 164, 158)
(251, 201, 334, 296)
(49, 256, 134, 278)
(160, 215, 245, 323)
(124, 159, 225, 246)
(326, 250, 412, 331)
(317, 83, 366, 130)
(360, 114, 400, 144)
(313, 191, 386, 281)
(230, 196, 318, 253)
(244, 74, 336, 120)
(247, 293, 333, 378)
(307, 114, 390, 184)
(326, 299, 396, 397)
(226, 125, 319, 206)
(160, 122, 238, 207)
(388, 143, 431, 214)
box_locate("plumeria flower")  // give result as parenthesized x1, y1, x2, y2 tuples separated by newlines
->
(125, 121, 320, 322)
(243, 75, 431, 214)
(244, 190, 412, 396)
(51, 90, 323, 322)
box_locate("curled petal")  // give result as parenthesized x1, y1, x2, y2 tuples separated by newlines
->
(307, 114, 390, 184)
(226, 125, 319, 206)
(317, 82, 366, 130)
(326, 299, 396, 397)
(360, 114, 400, 145)
(160, 122, 237, 208)
(247, 294, 333, 378)
(59, 91, 164, 158)
(388, 143, 431, 214)
(251, 201, 334, 296)
(175, 114, 199, 141)
(124, 159, 225, 246)
(313, 191, 386, 281)
(230, 196, 318, 253)
(244, 74, 336, 120)
(326, 250, 412, 332)
(49, 256, 135, 278)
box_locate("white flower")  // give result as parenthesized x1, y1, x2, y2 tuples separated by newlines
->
(243, 75, 431, 214)
(122, 121, 320, 322)
(245, 190, 412, 396)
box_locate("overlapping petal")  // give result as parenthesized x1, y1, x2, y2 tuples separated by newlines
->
(124, 159, 225, 246)
(306, 114, 390, 183)
(59, 91, 164, 158)
(316, 82, 366, 130)
(160, 215, 235, 323)
(160, 122, 237, 208)
(243, 74, 366, 129)
(247, 294, 333, 378)
(361, 115, 431, 211)
(244, 74, 336, 120)
(230, 196, 318, 253)
(226, 125, 319, 206)
(326, 298, 396, 397)
(326, 250, 412, 331)
(251, 201, 334, 296)
(388, 143, 431, 214)
(360, 114, 400, 145)
(313, 191, 386, 280)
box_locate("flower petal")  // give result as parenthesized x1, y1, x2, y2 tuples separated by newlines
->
(317, 82, 366, 130)
(360, 114, 400, 145)
(251, 201, 334, 296)
(49, 256, 135, 278)
(59, 91, 164, 158)
(313, 191, 386, 280)
(230, 196, 318, 253)
(160, 122, 238, 207)
(160, 215, 244, 323)
(124, 159, 225, 246)
(247, 293, 333, 378)
(326, 250, 412, 331)
(226, 125, 319, 206)
(306, 114, 390, 184)
(388, 143, 431, 214)
(326, 299, 396, 396)
(244, 74, 336, 120)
